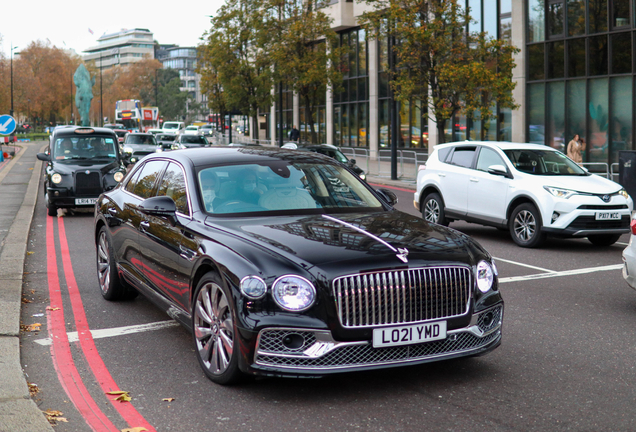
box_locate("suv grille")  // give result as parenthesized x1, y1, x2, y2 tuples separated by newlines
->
(75, 172, 102, 197)
(567, 215, 630, 230)
(332, 266, 472, 328)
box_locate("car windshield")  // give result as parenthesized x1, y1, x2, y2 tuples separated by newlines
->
(503, 149, 588, 176)
(53, 136, 118, 160)
(182, 136, 207, 144)
(158, 134, 176, 141)
(313, 147, 349, 164)
(126, 135, 156, 145)
(164, 123, 179, 130)
(186, 127, 198, 131)
(198, 162, 382, 215)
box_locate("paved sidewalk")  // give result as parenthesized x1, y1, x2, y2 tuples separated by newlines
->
(0, 140, 54, 432)
(0, 142, 414, 431)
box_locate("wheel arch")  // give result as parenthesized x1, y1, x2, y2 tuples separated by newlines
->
(506, 195, 543, 225)
(418, 185, 444, 212)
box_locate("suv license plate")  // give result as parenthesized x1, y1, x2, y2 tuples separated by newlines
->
(75, 198, 98, 205)
(595, 211, 621, 220)
(372, 321, 447, 348)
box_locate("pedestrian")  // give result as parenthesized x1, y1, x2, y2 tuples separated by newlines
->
(289, 125, 300, 142)
(567, 133, 585, 164)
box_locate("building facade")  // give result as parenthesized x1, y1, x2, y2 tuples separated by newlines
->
(157, 46, 207, 117)
(84, 28, 155, 70)
(266, 0, 635, 169)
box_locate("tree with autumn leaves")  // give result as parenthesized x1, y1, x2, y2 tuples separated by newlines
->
(359, 0, 519, 143)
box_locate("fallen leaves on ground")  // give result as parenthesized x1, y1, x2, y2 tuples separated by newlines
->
(121, 427, 148, 432)
(28, 382, 39, 397)
(46, 306, 60, 311)
(107, 390, 132, 402)
(21, 323, 41, 332)
(21, 297, 32, 303)
(162, 398, 175, 402)
(27, 251, 34, 255)
(43, 409, 68, 424)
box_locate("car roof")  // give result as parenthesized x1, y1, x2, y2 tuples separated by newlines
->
(141, 146, 339, 167)
(436, 141, 559, 151)
(52, 126, 117, 138)
(127, 132, 153, 136)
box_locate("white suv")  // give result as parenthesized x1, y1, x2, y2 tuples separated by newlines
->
(414, 141, 633, 248)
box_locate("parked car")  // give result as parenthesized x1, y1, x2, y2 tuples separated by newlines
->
(156, 133, 178, 151)
(122, 133, 160, 164)
(184, 125, 200, 135)
(200, 124, 215, 137)
(162, 121, 185, 135)
(415, 141, 633, 248)
(113, 129, 128, 145)
(37, 126, 126, 216)
(171, 134, 209, 149)
(147, 128, 163, 136)
(622, 217, 636, 290)
(281, 143, 366, 180)
(94, 147, 503, 384)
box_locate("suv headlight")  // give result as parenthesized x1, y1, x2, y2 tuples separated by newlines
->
(476, 261, 495, 293)
(544, 186, 577, 199)
(123, 146, 133, 154)
(619, 188, 630, 200)
(51, 173, 62, 184)
(272, 275, 315, 311)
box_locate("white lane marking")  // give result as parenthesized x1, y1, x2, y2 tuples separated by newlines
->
(493, 257, 556, 273)
(34, 320, 180, 346)
(499, 264, 623, 284)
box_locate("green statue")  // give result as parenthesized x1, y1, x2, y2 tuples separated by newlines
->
(74, 64, 95, 127)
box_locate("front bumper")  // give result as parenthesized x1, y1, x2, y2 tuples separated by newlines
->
(248, 304, 503, 376)
(622, 239, 636, 290)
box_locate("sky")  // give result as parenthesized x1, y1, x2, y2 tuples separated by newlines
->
(0, 0, 225, 57)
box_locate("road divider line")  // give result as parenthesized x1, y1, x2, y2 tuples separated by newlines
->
(493, 256, 557, 273)
(499, 264, 623, 284)
(34, 320, 180, 346)
(58, 218, 156, 432)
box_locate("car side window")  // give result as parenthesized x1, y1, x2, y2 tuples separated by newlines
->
(157, 163, 190, 216)
(125, 167, 143, 193)
(448, 147, 476, 168)
(132, 160, 168, 199)
(476, 148, 506, 172)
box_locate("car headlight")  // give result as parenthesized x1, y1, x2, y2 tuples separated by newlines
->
(272, 275, 316, 311)
(51, 173, 62, 184)
(359, 173, 366, 181)
(476, 260, 495, 293)
(543, 186, 577, 199)
(240, 276, 267, 299)
(113, 172, 124, 182)
(123, 146, 133, 154)
(156, 147, 163, 152)
(619, 188, 630, 200)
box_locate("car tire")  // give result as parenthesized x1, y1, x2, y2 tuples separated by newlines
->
(192, 272, 243, 385)
(45, 191, 57, 217)
(96, 226, 138, 300)
(422, 193, 449, 226)
(509, 203, 546, 248)
(587, 234, 621, 247)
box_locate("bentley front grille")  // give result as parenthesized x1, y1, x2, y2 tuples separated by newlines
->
(75, 172, 102, 197)
(332, 266, 472, 328)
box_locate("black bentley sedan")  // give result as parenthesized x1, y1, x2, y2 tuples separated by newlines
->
(38, 127, 127, 216)
(94, 147, 503, 384)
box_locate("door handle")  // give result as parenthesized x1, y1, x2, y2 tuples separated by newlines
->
(139, 221, 150, 232)
(469, 178, 479, 182)
(108, 208, 118, 216)
(439, 173, 446, 177)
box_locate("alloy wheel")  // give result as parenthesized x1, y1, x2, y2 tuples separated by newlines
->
(97, 231, 111, 294)
(513, 210, 536, 242)
(194, 282, 234, 376)
(424, 199, 441, 223)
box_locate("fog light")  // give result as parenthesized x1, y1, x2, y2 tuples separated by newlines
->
(551, 212, 560, 223)
(282, 333, 305, 350)
(54, 191, 60, 196)
(482, 312, 494, 327)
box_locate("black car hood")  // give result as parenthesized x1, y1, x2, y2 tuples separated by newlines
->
(207, 211, 481, 274)
(49, 159, 122, 173)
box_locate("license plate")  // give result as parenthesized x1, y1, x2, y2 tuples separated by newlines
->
(595, 211, 621, 220)
(75, 198, 98, 205)
(372, 321, 447, 348)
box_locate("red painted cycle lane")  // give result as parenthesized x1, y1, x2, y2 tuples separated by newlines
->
(57, 217, 156, 432)
(45, 215, 119, 432)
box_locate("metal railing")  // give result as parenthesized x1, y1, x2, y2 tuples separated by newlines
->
(580, 162, 610, 179)
(374, 149, 428, 181)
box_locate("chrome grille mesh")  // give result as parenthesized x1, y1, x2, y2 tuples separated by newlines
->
(255, 330, 500, 369)
(332, 267, 472, 328)
(257, 330, 317, 354)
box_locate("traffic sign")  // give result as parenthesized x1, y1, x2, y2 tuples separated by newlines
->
(0, 115, 16, 136)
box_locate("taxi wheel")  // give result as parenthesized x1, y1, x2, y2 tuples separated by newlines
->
(587, 234, 621, 247)
(45, 192, 57, 217)
(96, 227, 137, 300)
(192, 272, 243, 385)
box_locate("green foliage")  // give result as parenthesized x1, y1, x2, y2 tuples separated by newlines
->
(159, 77, 188, 121)
(360, 0, 519, 142)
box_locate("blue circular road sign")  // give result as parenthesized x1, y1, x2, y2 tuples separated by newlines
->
(0, 115, 17, 136)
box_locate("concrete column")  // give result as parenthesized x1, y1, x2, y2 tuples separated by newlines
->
(293, 92, 300, 133)
(270, 87, 277, 146)
(511, 0, 526, 143)
(326, 85, 334, 145)
(368, 37, 379, 159)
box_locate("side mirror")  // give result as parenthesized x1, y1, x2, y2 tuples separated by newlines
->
(376, 188, 398, 206)
(139, 196, 177, 217)
(37, 152, 51, 162)
(487, 164, 511, 178)
(348, 158, 357, 165)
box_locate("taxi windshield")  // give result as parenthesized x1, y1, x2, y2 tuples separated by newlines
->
(53, 136, 118, 160)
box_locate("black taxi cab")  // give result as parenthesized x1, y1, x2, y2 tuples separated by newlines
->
(37, 127, 127, 216)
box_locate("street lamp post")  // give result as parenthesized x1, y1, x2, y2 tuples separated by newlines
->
(10, 45, 18, 118)
(100, 51, 103, 126)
